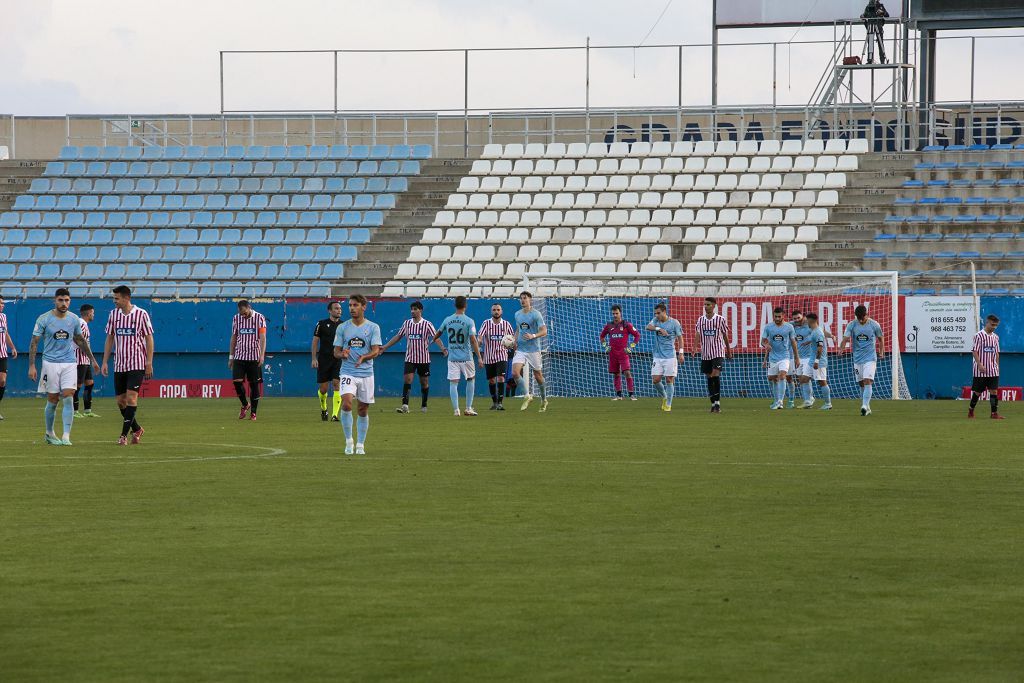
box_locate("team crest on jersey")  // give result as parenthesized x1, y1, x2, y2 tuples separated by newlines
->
(519, 322, 530, 330)
(54, 330, 70, 340)
(856, 333, 869, 342)
(772, 334, 784, 342)
(349, 337, 366, 349)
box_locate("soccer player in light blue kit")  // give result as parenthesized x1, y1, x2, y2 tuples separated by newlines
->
(805, 313, 832, 410)
(434, 295, 484, 417)
(512, 291, 549, 413)
(840, 304, 885, 416)
(332, 294, 382, 455)
(27, 288, 99, 445)
(791, 310, 816, 409)
(761, 306, 801, 410)
(645, 302, 684, 412)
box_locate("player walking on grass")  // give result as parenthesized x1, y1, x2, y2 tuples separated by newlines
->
(968, 314, 1004, 420)
(839, 304, 884, 416)
(435, 296, 483, 417)
(0, 298, 17, 421)
(27, 288, 99, 446)
(478, 303, 515, 410)
(101, 285, 154, 445)
(761, 307, 800, 411)
(312, 301, 343, 422)
(805, 313, 832, 410)
(513, 291, 549, 412)
(72, 304, 99, 418)
(646, 302, 684, 412)
(694, 296, 731, 413)
(229, 300, 267, 421)
(788, 310, 810, 408)
(333, 294, 381, 455)
(381, 301, 445, 414)
(601, 304, 641, 401)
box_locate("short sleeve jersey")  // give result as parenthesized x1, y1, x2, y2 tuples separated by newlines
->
(438, 313, 477, 363)
(314, 318, 342, 357)
(793, 322, 814, 361)
(761, 322, 796, 364)
(514, 309, 545, 353)
(33, 311, 83, 364)
(334, 320, 382, 379)
(845, 318, 883, 364)
(648, 317, 683, 360)
(808, 327, 828, 367)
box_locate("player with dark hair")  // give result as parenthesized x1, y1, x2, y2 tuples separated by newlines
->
(333, 294, 382, 455)
(694, 297, 731, 413)
(969, 314, 1004, 420)
(601, 304, 641, 400)
(229, 300, 267, 421)
(478, 303, 515, 410)
(804, 313, 832, 410)
(381, 301, 445, 414)
(72, 303, 99, 418)
(839, 304, 884, 416)
(0, 298, 18, 420)
(646, 302, 684, 412)
(761, 306, 800, 410)
(101, 285, 155, 445)
(312, 301, 343, 421)
(513, 291, 549, 412)
(434, 295, 483, 417)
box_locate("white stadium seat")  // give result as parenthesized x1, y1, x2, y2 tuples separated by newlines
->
(481, 144, 502, 159)
(470, 160, 491, 175)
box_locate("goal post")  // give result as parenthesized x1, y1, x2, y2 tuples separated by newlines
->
(518, 271, 911, 402)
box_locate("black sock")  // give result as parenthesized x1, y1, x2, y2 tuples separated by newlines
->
(706, 376, 714, 403)
(0, 385, 5, 403)
(421, 384, 429, 408)
(991, 395, 999, 415)
(83, 384, 93, 410)
(121, 406, 136, 436)
(402, 382, 411, 405)
(73, 388, 81, 411)
(489, 382, 498, 402)
(250, 381, 261, 415)
(970, 392, 980, 410)
(234, 381, 248, 406)
(497, 381, 504, 403)
(711, 376, 721, 403)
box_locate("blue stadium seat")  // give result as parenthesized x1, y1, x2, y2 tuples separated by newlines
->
(59, 146, 79, 160)
(235, 264, 257, 280)
(250, 245, 271, 262)
(184, 246, 205, 262)
(155, 228, 175, 243)
(244, 146, 267, 161)
(170, 263, 193, 279)
(326, 228, 348, 243)
(185, 146, 204, 160)
(213, 263, 235, 279)
(164, 196, 185, 211)
(254, 161, 274, 176)
(104, 264, 127, 280)
(149, 264, 171, 279)
(353, 194, 374, 210)
(330, 195, 352, 209)
(337, 161, 358, 176)
(71, 178, 92, 193)
(78, 196, 100, 210)
(282, 178, 302, 192)
(328, 145, 349, 159)
(193, 264, 215, 279)
(362, 211, 383, 226)
(241, 228, 262, 244)
(189, 161, 212, 177)
(141, 146, 163, 160)
(165, 146, 184, 161)
(142, 195, 162, 210)
(292, 246, 315, 262)
(44, 161, 66, 176)
(271, 246, 293, 262)
(348, 229, 370, 244)
(205, 146, 225, 160)
(308, 145, 328, 160)
(135, 178, 157, 194)
(228, 246, 249, 261)
(228, 146, 247, 160)
(29, 179, 50, 193)
(213, 211, 233, 227)
(148, 162, 170, 176)
(379, 161, 400, 176)
(323, 178, 345, 193)
(60, 264, 83, 280)
(120, 147, 142, 161)
(358, 161, 378, 175)
(169, 162, 190, 177)
(13, 196, 34, 210)
(400, 161, 420, 175)
(390, 145, 411, 159)
(257, 263, 280, 280)
(411, 144, 431, 159)
(10, 245, 31, 260)
(234, 161, 255, 176)
(39, 263, 61, 280)
(236, 211, 255, 227)
(285, 283, 307, 297)
(127, 263, 149, 279)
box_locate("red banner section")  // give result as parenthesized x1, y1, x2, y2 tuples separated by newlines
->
(960, 386, 1021, 402)
(668, 295, 905, 354)
(139, 380, 236, 399)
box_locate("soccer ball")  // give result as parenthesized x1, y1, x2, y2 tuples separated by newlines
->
(501, 334, 516, 349)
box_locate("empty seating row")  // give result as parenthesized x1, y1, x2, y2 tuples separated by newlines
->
(421, 225, 818, 246)
(0, 244, 355, 264)
(915, 160, 1024, 171)
(0, 282, 331, 300)
(469, 155, 858, 176)
(15, 193, 395, 211)
(433, 207, 829, 228)
(0, 262, 344, 281)
(59, 144, 432, 161)
(691, 243, 807, 261)
(921, 143, 1024, 152)
(885, 213, 1022, 224)
(382, 278, 799, 299)
(1, 210, 384, 229)
(866, 250, 1024, 260)
(44, 159, 421, 178)
(408, 243, 675, 263)
(458, 172, 847, 194)
(0, 227, 370, 246)
(441, 190, 839, 213)
(875, 232, 1020, 242)
(29, 176, 407, 195)
(396, 260, 678, 281)
(894, 195, 1024, 205)
(480, 139, 870, 159)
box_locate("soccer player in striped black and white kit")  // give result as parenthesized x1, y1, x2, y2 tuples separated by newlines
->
(694, 297, 731, 413)
(73, 303, 100, 418)
(0, 298, 17, 420)
(968, 314, 1004, 420)
(478, 303, 515, 410)
(229, 300, 267, 421)
(101, 285, 155, 445)
(381, 301, 446, 414)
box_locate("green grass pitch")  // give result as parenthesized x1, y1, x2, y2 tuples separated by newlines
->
(1, 396, 1022, 681)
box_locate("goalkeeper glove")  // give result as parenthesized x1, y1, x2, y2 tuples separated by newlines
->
(627, 343, 637, 354)
(602, 343, 610, 353)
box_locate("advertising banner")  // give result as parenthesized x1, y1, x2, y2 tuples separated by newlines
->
(904, 297, 975, 353)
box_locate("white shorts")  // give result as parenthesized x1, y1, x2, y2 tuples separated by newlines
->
(812, 365, 828, 382)
(512, 350, 542, 371)
(651, 357, 679, 378)
(39, 361, 78, 394)
(339, 374, 375, 404)
(447, 360, 476, 381)
(854, 361, 877, 382)
(796, 361, 813, 378)
(766, 359, 791, 378)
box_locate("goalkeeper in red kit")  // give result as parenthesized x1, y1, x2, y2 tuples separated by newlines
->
(600, 304, 642, 400)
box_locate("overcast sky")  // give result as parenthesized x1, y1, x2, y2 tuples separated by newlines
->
(3, 0, 1021, 115)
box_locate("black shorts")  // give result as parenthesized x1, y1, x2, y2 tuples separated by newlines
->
(114, 370, 146, 396)
(485, 361, 507, 380)
(0, 357, 7, 373)
(972, 376, 999, 393)
(403, 362, 431, 378)
(77, 363, 93, 385)
(701, 358, 725, 375)
(232, 359, 264, 384)
(316, 355, 341, 384)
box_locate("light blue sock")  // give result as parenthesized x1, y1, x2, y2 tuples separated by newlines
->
(801, 383, 812, 402)
(62, 396, 74, 436)
(776, 380, 787, 402)
(862, 384, 873, 407)
(666, 382, 675, 406)
(654, 381, 665, 398)
(466, 377, 475, 409)
(821, 384, 831, 404)
(356, 415, 368, 444)
(341, 410, 353, 440)
(449, 382, 460, 411)
(786, 382, 794, 401)
(537, 382, 545, 401)
(44, 401, 57, 435)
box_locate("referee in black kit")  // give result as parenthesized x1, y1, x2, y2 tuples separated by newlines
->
(312, 300, 344, 421)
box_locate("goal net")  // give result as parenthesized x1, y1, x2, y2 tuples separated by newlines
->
(521, 272, 912, 402)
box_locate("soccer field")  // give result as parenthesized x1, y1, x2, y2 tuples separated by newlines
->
(1, 396, 1022, 681)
